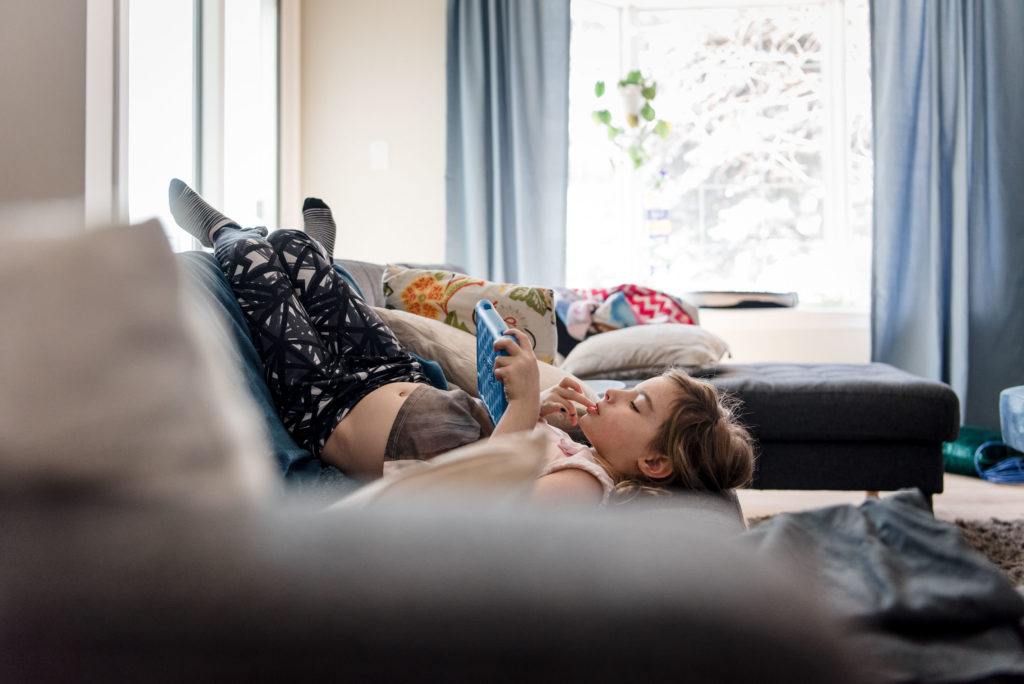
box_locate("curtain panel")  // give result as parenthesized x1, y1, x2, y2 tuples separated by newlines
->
(445, 0, 571, 286)
(871, 0, 1024, 428)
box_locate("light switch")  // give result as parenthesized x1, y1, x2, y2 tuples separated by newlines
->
(369, 140, 389, 171)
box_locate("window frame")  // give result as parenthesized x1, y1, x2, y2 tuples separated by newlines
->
(85, 0, 282, 248)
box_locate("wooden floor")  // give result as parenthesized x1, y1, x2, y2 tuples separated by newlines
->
(737, 473, 1024, 522)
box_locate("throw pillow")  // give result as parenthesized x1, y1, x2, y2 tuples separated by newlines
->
(0, 218, 276, 506)
(373, 307, 599, 410)
(382, 264, 558, 364)
(559, 324, 730, 380)
(328, 431, 547, 509)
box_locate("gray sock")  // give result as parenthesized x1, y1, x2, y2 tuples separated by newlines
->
(168, 178, 242, 247)
(302, 197, 336, 258)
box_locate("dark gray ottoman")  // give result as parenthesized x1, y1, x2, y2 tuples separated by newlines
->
(701, 363, 961, 501)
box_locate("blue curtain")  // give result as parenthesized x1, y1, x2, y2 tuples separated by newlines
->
(871, 0, 1024, 429)
(446, 0, 570, 286)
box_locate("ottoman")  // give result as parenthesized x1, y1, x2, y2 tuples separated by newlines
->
(701, 363, 961, 502)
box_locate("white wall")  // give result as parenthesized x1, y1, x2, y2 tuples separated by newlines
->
(299, 0, 447, 264)
(0, 1, 87, 208)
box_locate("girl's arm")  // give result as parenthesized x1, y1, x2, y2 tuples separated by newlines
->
(531, 469, 604, 505)
(491, 329, 541, 436)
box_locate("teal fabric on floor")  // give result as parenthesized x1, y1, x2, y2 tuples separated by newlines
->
(943, 425, 1000, 477)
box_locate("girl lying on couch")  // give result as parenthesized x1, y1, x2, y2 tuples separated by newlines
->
(168, 179, 754, 505)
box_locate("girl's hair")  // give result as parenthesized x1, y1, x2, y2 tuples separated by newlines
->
(612, 369, 755, 501)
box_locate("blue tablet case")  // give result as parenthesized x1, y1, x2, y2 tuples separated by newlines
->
(475, 299, 511, 424)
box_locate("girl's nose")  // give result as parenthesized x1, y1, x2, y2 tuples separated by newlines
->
(605, 388, 633, 402)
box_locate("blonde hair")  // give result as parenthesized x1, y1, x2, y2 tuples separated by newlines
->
(612, 369, 755, 501)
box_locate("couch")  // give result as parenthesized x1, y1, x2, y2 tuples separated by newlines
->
(0, 219, 872, 682)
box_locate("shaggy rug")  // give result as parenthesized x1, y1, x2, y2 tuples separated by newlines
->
(748, 515, 1024, 587)
(952, 518, 1024, 587)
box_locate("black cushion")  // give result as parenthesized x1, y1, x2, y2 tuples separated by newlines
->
(704, 363, 960, 443)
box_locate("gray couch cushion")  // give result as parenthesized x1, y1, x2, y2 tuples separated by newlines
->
(704, 363, 960, 443)
(335, 259, 466, 308)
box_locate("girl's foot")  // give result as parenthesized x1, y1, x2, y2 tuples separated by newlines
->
(169, 178, 242, 247)
(302, 196, 336, 258)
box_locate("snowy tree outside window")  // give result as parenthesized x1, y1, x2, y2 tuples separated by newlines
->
(566, 0, 872, 309)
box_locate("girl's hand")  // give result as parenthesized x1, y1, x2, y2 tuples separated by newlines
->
(492, 329, 539, 403)
(539, 377, 597, 427)
(491, 329, 541, 436)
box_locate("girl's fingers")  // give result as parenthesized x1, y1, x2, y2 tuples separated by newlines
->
(559, 376, 581, 392)
(495, 328, 532, 351)
(539, 402, 562, 416)
(540, 398, 578, 424)
(553, 385, 596, 408)
(493, 336, 518, 354)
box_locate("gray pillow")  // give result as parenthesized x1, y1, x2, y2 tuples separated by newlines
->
(560, 324, 730, 380)
(0, 218, 275, 505)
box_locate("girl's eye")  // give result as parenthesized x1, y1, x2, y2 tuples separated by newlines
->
(630, 401, 639, 413)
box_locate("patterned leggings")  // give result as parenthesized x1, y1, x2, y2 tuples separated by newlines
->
(213, 227, 427, 456)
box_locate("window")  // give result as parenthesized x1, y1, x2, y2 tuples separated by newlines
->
(566, 0, 872, 309)
(121, 0, 278, 251)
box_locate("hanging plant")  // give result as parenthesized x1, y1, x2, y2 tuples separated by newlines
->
(591, 70, 671, 170)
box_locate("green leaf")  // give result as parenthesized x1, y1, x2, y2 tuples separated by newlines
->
(595, 81, 605, 97)
(641, 84, 656, 99)
(628, 146, 644, 168)
(507, 287, 551, 316)
(592, 109, 612, 126)
(640, 103, 655, 121)
(623, 70, 643, 85)
(607, 126, 622, 140)
(653, 120, 670, 138)
(443, 310, 472, 333)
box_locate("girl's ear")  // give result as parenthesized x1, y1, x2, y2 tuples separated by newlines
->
(637, 452, 673, 480)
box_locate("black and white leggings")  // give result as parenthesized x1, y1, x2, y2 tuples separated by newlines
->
(213, 227, 427, 456)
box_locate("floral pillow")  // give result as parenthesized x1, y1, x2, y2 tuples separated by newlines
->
(382, 265, 557, 364)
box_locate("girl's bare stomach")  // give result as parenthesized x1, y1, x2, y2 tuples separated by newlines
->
(320, 381, 423, 481)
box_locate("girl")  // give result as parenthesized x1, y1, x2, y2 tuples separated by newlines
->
(168, 180, 754, 505)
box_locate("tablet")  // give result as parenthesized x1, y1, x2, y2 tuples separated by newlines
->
(475, 299, 513, 423)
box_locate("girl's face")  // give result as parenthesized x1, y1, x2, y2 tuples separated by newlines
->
(579, 376, 680, 477)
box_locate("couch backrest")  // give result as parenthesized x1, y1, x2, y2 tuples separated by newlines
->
(334, 259, 467, 309)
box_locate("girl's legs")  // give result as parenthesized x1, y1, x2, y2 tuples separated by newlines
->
(264, 228, 423, 379)
(169, 180, 425, 456)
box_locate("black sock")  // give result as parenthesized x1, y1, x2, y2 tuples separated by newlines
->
(302, 197, 336, 258)
(168, 178, 241, 247)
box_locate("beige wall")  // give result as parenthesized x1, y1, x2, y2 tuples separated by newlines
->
(299, 0, 447, 264)
(0, 1, 87, 206)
